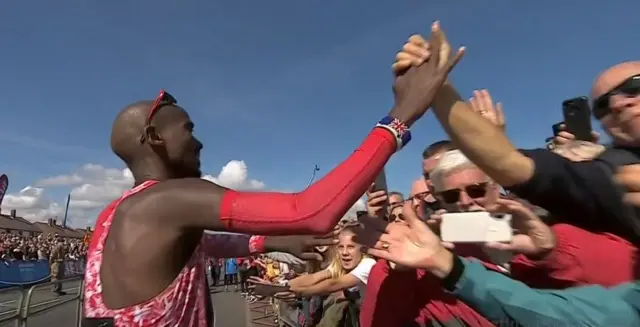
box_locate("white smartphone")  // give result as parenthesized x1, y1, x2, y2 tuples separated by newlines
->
(440, 212, 512, 243)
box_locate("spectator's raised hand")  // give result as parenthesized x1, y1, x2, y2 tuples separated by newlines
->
(389, 22, 465, 127)
(552, 140, 606, 162)
(392, 29, 451, 75)
(358, 202, 452, 274)
(615, 164, 640, 207)
(469, 89, 505, 131)
(365, 183, 388, 219)
(482, 198, 555, 257)
(552, 123, 600, 147)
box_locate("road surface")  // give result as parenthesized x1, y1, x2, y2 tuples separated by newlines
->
(0, 278, 252, 327)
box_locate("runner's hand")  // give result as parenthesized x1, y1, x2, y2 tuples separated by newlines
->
(389, 22, 465, 127)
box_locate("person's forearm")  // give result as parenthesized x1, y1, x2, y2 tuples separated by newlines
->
(202, 234, 265, 258)
(289, 270, 331, 289)
(220, 127, 396, 235)
(292, 278, 346, 297)
(432, 85, 534, 187)
(441, 257, 640, 326)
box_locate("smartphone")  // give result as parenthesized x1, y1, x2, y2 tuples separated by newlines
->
(562, 97, 593, 141)
(373, 169, 388, 193)
(252, 282, 290, 297)
(552, 122, 564, 137)
(440, 212, 512, 243)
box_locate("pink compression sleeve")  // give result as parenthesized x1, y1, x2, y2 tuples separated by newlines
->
(219, 127, 396, 235)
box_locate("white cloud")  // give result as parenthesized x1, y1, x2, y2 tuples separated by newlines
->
(1, 160, 265, 227)
(202, 160, 265, 190)
(2, 160, 365, 229)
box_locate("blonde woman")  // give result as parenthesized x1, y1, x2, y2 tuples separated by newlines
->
(287, 226, 376, 298)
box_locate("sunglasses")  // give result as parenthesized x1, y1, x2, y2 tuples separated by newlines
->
(436, 182, 489, 204)
(387, 213, 405, 222)
(140, 89, 178, 143)
(593, 74, 640, 119)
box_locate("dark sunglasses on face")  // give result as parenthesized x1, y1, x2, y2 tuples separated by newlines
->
(388, 213, 404, 221)
(436, 182, 489, 204)
(593, 74, 640, 119)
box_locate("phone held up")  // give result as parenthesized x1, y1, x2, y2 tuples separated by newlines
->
(561, 96, 593, 141)
(440, 212, 513, 243)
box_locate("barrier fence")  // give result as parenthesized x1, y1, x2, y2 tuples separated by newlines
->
(0, 259, 85, 289)
(0, 276, 84, 327)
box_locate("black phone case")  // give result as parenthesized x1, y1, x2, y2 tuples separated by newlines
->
(552, 122, 564, 137)
(373, 170, 388, 192)
(562, 97, 593, 141)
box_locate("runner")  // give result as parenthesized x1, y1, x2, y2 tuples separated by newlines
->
(81, 24, 463, 327)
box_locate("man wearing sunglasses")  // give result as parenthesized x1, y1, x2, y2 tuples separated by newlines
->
(394, 35, 640, 245)
(81, 27, 464, 327)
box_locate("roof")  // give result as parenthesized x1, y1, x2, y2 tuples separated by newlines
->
(0, 214, 41, 232)
(32, 221, 85, 238)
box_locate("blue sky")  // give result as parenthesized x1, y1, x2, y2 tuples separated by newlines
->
(1, 0, 639, 226)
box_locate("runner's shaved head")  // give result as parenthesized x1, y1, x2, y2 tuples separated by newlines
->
(110, 100, 153, 165)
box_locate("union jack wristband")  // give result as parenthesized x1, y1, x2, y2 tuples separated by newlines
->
(376, 116, 411, 151)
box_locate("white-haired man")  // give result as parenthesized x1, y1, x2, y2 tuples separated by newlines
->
(430, 150, 499, 213)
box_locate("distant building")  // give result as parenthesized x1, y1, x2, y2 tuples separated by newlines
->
(0, 209, 90, 239)
(0, 209, 41, 236)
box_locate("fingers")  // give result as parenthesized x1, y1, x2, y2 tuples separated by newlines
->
(484, 241, 515, 252)
(408, 34, 427, 47)
(397, 47, 429, 64)
(308, 236, 338, 247)
(495, 102, 505, 127)
(441, 241, 455, 250)
(591, 131, 600, 143)
(367, 190, 388, 204)
(298, 252, 323, 261)
(442, 46, 466, 74)
(402, 201, 425, 230)
(481, 90, 494, 113)
(427, 21, 442, 70)
(554, 131, 575, 145)
(616, 165, 640, 192)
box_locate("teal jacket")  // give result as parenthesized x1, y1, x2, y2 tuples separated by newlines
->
(450, 258, 640, 326)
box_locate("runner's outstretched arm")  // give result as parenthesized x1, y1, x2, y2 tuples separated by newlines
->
(147, 127, 396, 235)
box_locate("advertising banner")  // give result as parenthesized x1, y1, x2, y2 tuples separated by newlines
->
(0, 174, 8, 207)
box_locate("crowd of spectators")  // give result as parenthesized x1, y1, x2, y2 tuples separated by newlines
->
(236, 25, 640, 327)
(0, 232, 87, 262)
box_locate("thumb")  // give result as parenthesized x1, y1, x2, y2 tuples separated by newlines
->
(484, 241, 515, 252)
(299, 252, 323, 261)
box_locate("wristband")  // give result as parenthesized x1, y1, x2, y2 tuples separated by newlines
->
(376, 116, 411, 151)
(442, 255, 465, 292)
(248, 235, 266, 254)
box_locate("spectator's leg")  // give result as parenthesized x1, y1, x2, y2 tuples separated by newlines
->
(234, 273, 239, 291)
(50, 262, 65, 295)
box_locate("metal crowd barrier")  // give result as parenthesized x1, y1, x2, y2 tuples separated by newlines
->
(0, 276, 84, 327)
(276, 299, 298, 327)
